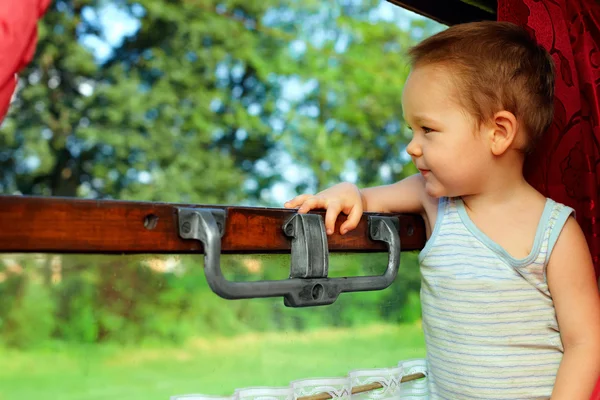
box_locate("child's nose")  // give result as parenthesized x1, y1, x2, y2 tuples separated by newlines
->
(406, 138, 422, 158)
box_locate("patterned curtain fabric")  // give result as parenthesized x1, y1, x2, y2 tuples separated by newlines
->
(498, 0, 600, 280)
(0, 0, 50, 122)
(498, 1, 600, 398)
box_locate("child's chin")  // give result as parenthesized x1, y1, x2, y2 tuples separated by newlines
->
(424, 183, 446, 199)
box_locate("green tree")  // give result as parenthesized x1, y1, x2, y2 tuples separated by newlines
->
(265, 1, 443, 191)
(1, 0, 443, 202)
(1, 0, 287, 204)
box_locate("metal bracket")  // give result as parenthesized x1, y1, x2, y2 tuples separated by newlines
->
(177, 208, 401, 308)
(283, 213, 329, 279)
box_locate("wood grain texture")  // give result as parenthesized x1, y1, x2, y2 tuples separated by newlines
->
(0, 195, 426, 254)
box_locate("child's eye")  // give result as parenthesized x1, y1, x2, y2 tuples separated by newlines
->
(422, 126, 433, 134)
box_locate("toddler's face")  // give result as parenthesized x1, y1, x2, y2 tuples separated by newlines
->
(402, 65, 492, 198)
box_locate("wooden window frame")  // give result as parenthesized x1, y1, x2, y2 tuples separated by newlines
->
(0, 195, 425, 254)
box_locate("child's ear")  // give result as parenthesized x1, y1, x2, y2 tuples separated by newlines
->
(488, 111, 518, 156)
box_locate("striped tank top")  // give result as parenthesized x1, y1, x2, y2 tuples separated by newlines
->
(418, 196, 574, 399)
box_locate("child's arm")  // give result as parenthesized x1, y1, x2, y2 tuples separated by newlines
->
(360, 174, 427, 214)
(547, 217, 600, 399)
(284, 174, 427, 235)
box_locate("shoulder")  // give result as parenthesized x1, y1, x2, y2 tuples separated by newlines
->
(544, 198, 576, 254)
(547, 214, 592, 284)
(546, 214, 600, 351)
(548, 215, 587, 262)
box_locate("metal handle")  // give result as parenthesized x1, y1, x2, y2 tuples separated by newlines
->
(178, 208, 401, 307)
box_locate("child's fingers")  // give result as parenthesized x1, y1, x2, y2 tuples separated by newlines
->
(340, 204, 363, 235)
(284, 194, 312, 208)
(324, 201, 343, 235)
(297, 196, 326, 213)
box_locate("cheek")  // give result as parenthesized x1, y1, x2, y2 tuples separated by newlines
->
(455, 137, 487, 161)
(433, 143, 485, 179)
(429, 142, 467, 169)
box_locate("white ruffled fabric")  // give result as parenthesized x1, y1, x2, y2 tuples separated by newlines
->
(171, 358, 429, 400)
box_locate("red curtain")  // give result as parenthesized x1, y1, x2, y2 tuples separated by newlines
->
(498, 0, 600, 279)
(0, 0, 51, 122)
(498, 1, 600, 398)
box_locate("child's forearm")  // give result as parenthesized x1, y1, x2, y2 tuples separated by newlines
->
(551, 345, 600, 399)
(360, 185, 394, 213)
(360, 174, 425, 214)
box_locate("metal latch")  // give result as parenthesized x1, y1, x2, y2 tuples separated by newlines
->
(177, 208, 401, 307)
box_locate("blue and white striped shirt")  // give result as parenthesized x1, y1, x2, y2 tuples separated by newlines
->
(419, 197, 574, 399)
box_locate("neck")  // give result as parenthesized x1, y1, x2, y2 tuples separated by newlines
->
(461, 152, 538, 211)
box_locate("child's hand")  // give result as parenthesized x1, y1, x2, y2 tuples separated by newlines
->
(284, 182, 364, 235)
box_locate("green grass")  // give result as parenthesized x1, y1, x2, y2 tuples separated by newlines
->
(0, 323, 426, 400)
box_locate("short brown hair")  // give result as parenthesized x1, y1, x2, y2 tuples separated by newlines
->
(408, 21, 555, 153)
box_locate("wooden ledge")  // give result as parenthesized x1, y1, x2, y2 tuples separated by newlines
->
(0, 195, 426, 254)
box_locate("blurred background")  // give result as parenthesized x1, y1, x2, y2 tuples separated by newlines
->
(0, 0, 444, 398)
